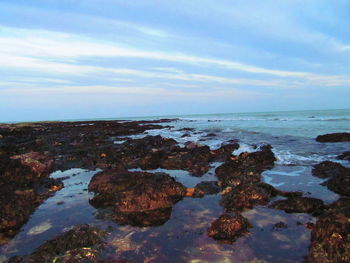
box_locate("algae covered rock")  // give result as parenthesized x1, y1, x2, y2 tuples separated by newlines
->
(88, 170, 186, 226)
(307, 198, 350, 263)
(269, 196, 325, 215)
(208, 214, 251, 242)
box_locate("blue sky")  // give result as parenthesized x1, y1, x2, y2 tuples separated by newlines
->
(1, 0, 350, 121)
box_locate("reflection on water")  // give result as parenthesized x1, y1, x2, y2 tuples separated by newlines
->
(262, 165, 339, 203)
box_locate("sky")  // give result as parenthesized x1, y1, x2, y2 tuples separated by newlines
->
(0, 0, 350, 122)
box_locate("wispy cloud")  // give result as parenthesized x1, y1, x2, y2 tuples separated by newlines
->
(1, 25, 350, 89)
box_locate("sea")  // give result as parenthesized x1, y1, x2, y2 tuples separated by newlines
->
(1, 109, 350, 263)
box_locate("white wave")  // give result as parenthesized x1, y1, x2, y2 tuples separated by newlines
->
(233, 143, 257, 155)
(273, 149, 329, 166)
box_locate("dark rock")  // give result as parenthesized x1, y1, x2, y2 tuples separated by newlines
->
(208, 214, 251, 242)
(109, 207, 172, 227)
(337, 151, 350, 161)
(211, 143, 239, 162)
(220, 182, 279, 211)
(17, 224, 106, 263)
(178, 128, 195, 132)
(206, 133, 217, 137)
(316, 132, 350, 142)
(88, 170, 186, 226)
(0, 153, 62, 241)
(10, 152, 54, 178)
(312, 161, 350, 196)
(273, 221, 288, 229)
(192, 181, 220, 197)
(269, 197, 325, 215)
(215, 145, 276, 188)
(306, 198, 350, 263)
(322, 173, 350, 196)
(312, 161, 349, 179)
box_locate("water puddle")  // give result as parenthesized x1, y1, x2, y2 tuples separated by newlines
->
(262, 165, 339, 203)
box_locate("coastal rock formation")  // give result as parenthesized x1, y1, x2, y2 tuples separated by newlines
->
(307, 198, 350, 263)
(269, 196, 325, 215)
(207, 214, 251, 242)
(7, 225, 106, 263)
(220, 183, 279, 211)
(312, 161, 350, 196)
(88, 170, 186, 226)
(337, 151, 350, 161)
(10, 152, 54, 178)
(316, 132, 350, 142)
(322, 172, 350, 196)
(312, 161, 349, 179)
(101, 135, 238, 176)
(192, 181, 221, 197)
(0, 153, 62, 242)
(215, 145, 276, 188)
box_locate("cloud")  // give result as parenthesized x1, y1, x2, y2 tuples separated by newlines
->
(0, 26, 320, 77)
(0, 24, 349, 95)
(0, 85, 261, 101)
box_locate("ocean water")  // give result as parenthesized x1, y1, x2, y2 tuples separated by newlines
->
(1, 109, 350, 263)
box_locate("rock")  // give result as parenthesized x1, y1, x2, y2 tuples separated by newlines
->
(312, 161, 349, 179)
(192, 181, 220, 197)
(322, 173, 350, 196)
(88, 170, 186, 226)
(312, 161, 350, 196)
(178, 128, 195, 132)
(215, 145, 276, 188)
(15, 224, 106, 263)
(316, 132, 350, 142)
(0, 154, 62, 240)
(307, 198, 350, 263)
(208, 214, 251, 242)
(269, 197, 325, 215)
(109, 207, 173, 227)
(337, 151, 350, 161)
(10, 152, 54, 178)
(273, 221, 288, 229)
(220, 183, 279, 211)
(211, 143, 239, 162)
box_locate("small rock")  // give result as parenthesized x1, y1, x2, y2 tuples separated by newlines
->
(208, 214, 251, 242)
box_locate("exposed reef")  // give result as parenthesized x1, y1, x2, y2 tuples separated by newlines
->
(88, 170, 186, 227)
(316, 132, 350, 142)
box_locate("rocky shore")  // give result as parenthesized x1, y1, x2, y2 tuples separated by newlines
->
(0, 120, 349, 262)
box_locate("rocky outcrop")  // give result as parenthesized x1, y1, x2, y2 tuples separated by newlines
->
(192, 181, 221, 197)
(7, 225, 106, 263)
(312, 161, 350, 196)
(215, 145, 276, 188)
(207, 214, 251, 242)
(316, 132, 350, 142)
(307, 198, 350, 263)
(220, 183, 279, 211)
(88, 170, 186, 226)
(269, 196, 325, 215)
(337, 151, 350, 161)
(0, 153, 62, 242)
(312, 161, 349, 179)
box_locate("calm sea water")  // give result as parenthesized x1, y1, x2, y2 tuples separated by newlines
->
(1, 109, 349, 263)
